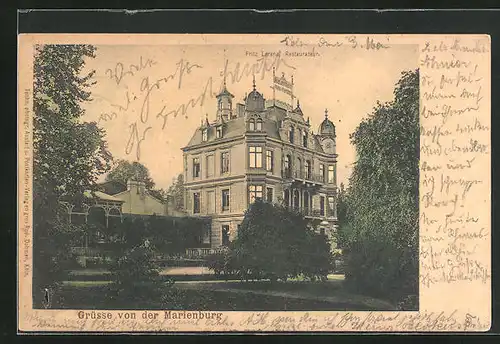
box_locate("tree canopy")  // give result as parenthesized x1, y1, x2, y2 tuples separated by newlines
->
(166, 174, 185, 211)
(105, 159, 167, 200)
(105, 159, 155, 189)
(336, 70, 419, 309)
(34, 45, 112, 209)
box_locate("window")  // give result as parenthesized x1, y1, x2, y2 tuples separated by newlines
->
(249, 146, 263, 168)
(216, 126, 223, 138)
(218, 100, 223, 109)
(202, 129, 208, 142)
(221, 151, 230, 174)
(328, 196, 335, 217)
(328, 165, 335, 183)
(202, 227, 211, 244)
(289, 126, 294, 143)
(222, 189, 230, 211)
(249, 185, 263, 203)
(284, 189, 290, 207)
(256, 118, 263, 131)
(304, 191, 310, 212)
(206, 155, 214, 178)
(303, 130, 308, 147)
(284, 155, 291, 178)
(193, 192, 201, 214)
(293, 190, 300, 210)
(320, 196, 325, 216)
(266, 150, 273, 172)
(304, 160, 311, 179)
(193, 157, 200, 178)
(319, 164, 325, 182)
(222, 225, 230, 246)
(249, 119, 255, 131)
(266, 187, 273, 203)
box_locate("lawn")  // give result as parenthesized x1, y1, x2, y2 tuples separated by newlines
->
(55, 277, 396, 311)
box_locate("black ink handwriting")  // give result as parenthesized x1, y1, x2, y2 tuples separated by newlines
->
(105, 56, 157, 86)
(125, 122, 152, 161)
(139, 59, 203, 124)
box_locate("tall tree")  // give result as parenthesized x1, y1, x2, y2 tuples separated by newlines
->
(166, 174, 185, 211)
(33, 45, 112, 307)
(336, 70, 419, 309)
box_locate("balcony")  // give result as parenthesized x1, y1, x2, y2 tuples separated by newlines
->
(282, 170, 325, 185)
(285, 207, 337, 220)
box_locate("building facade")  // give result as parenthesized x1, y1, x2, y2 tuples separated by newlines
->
(59, 179, 184, 231)
(182, 79, 338, 248)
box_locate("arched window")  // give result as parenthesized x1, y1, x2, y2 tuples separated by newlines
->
(284, 189, 290, 207)
(304, 160, 311, 180)
(293, 190, 300, 210)
(87, 206, 106, 227)
(296, 158, 301, 178)
(303, 130, 308, 147)
(328, 165, 335, 183)
(289, 126, 294, 143)
(284, 154, 292, 178)
(304, 191, 310, 214)
(256, 118, 263, 131)
(249, 118, 256, 131)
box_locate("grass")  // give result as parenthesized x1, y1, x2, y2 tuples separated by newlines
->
(61, 281, 113, 287)
(56, 277, 396, 311)
(69, 269, 112, 276)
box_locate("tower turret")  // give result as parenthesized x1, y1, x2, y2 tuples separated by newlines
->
(216, 77, 234, 122)
(319, 108, 336, 154)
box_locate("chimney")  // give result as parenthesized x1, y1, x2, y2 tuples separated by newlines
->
(127, 179, 146, 195)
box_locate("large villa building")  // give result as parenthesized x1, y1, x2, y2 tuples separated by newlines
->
(182, 77, 339, 248)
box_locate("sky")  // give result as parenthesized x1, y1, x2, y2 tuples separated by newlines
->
(81, 42, 418, 190)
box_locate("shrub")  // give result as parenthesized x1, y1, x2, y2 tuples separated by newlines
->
(208, 200, 333, 282)
(205, 252, 226, 276)
(107, 242, 173, 304)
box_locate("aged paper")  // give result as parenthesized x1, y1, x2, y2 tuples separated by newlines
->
(18, 34, 491, 332)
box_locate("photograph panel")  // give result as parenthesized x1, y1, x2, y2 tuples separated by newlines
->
(17, 33, 490, 332)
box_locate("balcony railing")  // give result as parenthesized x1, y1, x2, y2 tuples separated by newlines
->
(284, 207, 337, 219)
(282, 170, 325, 184)
(185, 247, 227, 258)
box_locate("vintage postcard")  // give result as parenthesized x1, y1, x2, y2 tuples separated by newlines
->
(18, 34, 491, 332)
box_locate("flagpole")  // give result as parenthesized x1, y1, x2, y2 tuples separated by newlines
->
(273, 67, 276, 107)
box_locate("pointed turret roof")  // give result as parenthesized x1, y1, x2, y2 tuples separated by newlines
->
(319, 108, 336, 137)
(216, 77, 234, 98)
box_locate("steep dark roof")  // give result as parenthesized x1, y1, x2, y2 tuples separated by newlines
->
(184, 115, 281, 149)
(319, 117, 336, 136)
(185, 117, 246, 148)
(97, 180, 127, 195)
(216, 84, 234, 98)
